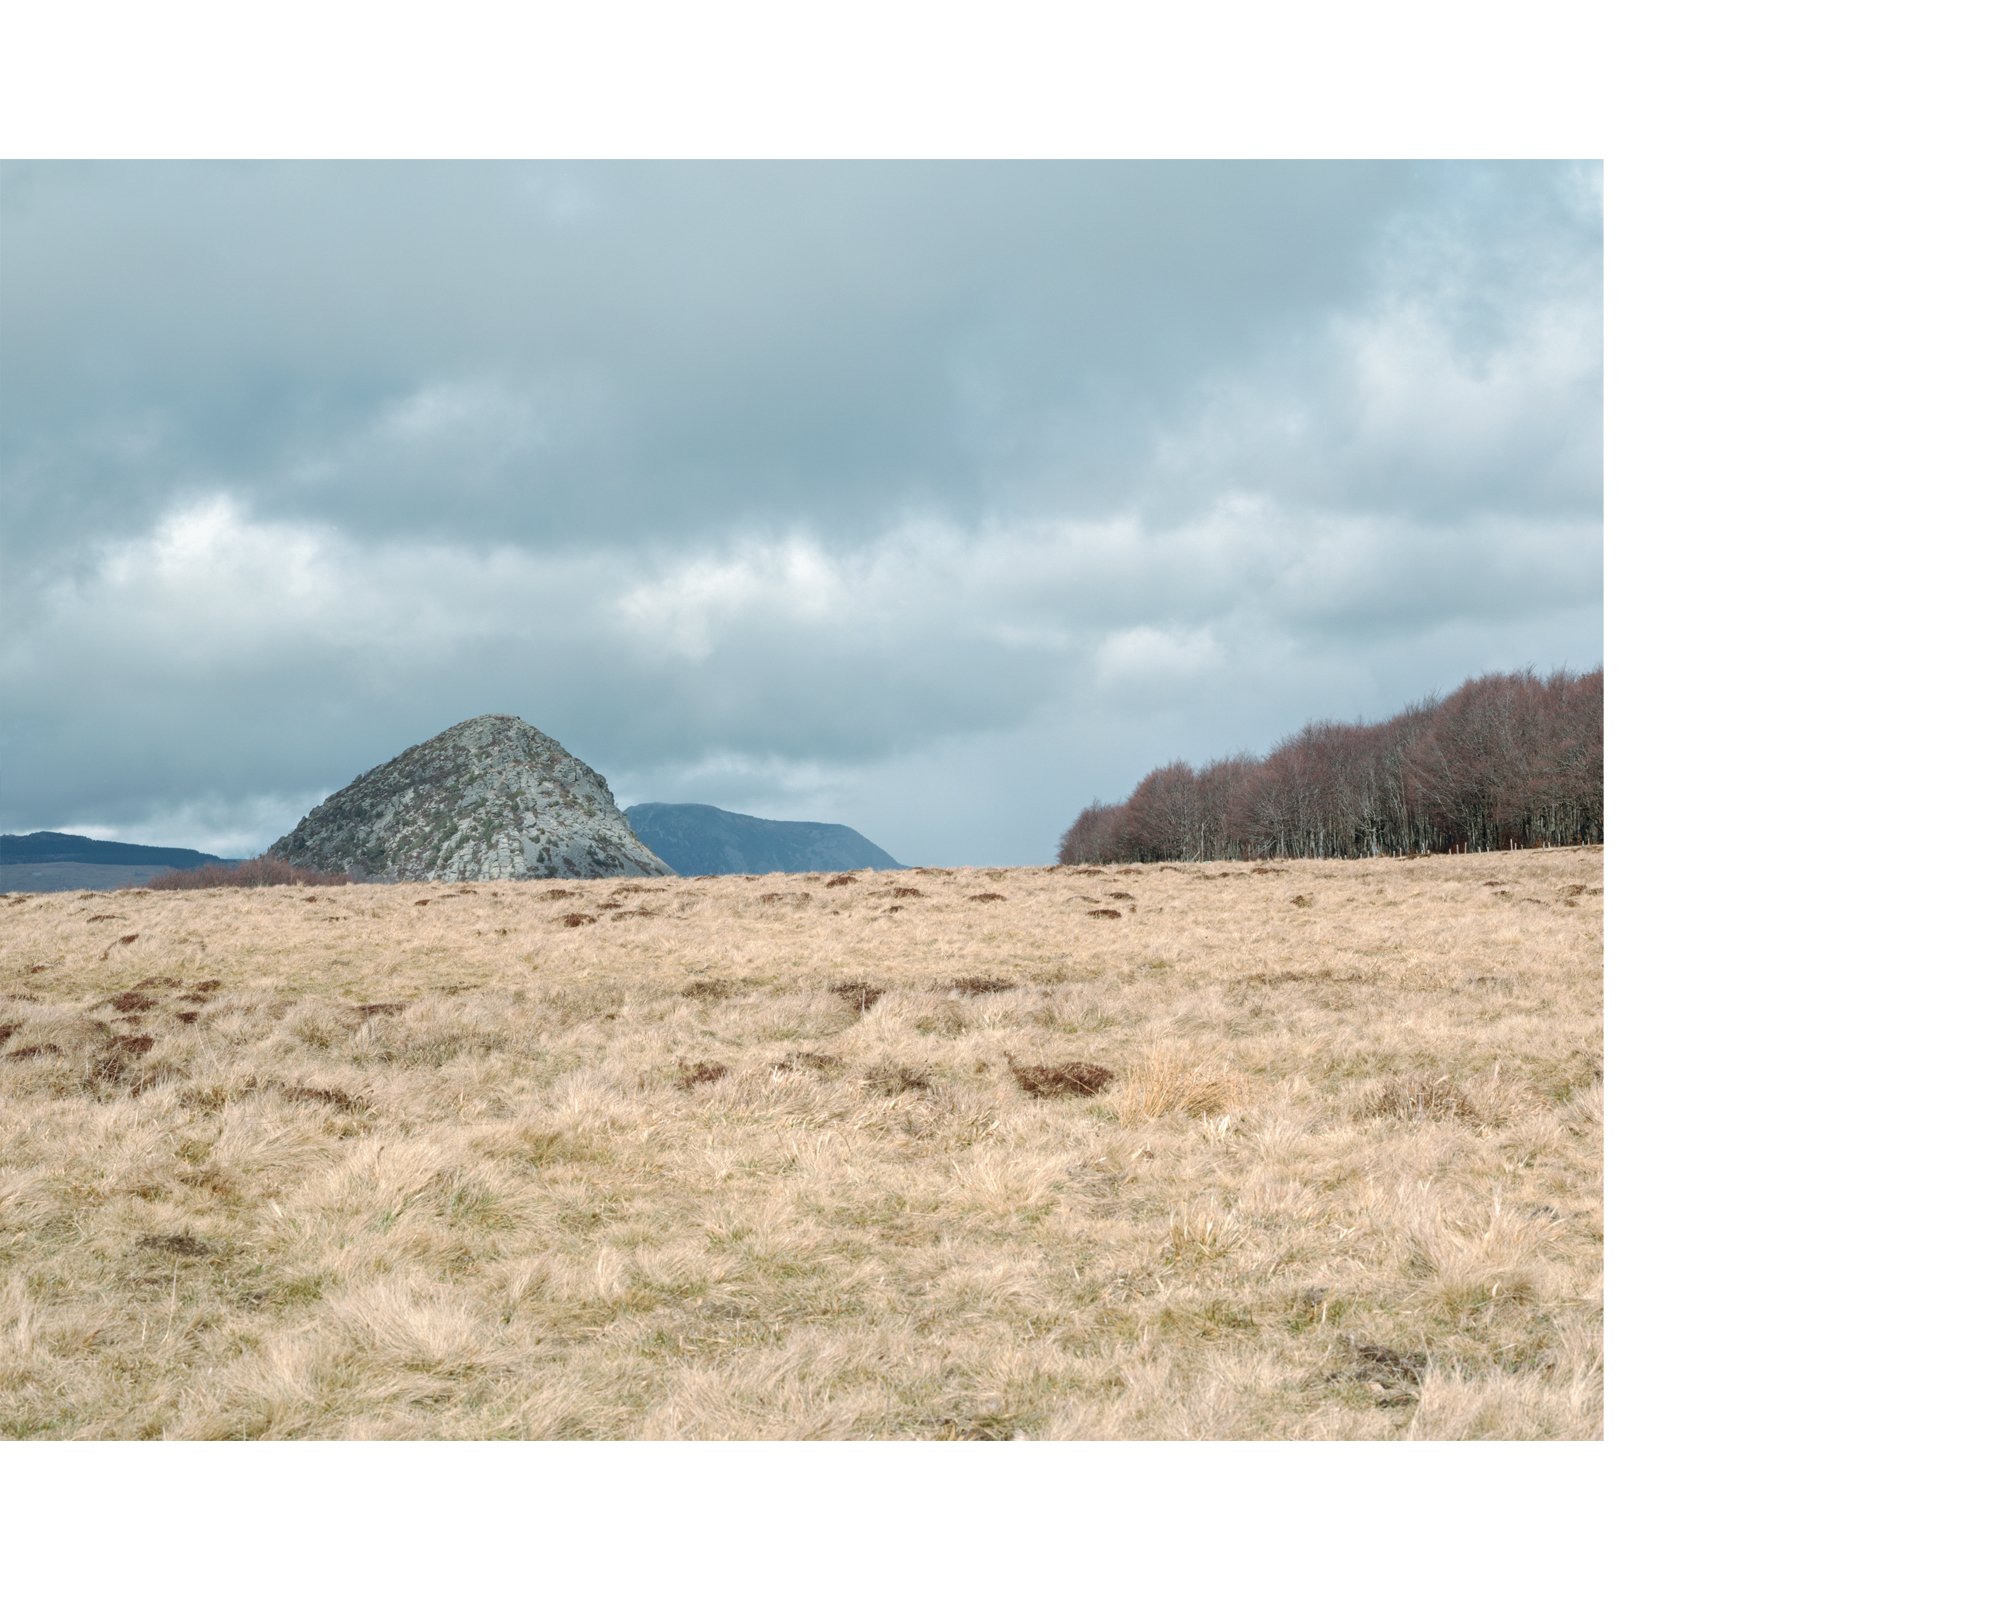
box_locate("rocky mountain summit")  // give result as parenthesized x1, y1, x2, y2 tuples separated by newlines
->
(269, 715, 672, 882)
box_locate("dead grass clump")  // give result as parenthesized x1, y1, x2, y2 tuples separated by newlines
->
(1115, 1050, 1240, 1123)
(1326, 1338, 1427, 1407)
(889, 886, 924, 899)
(824, 874, 858, 887)
(683, 978, 744, 1002)
(1164, 1206, 1244, 1263)
(775, 1051, 841, 1076)
(1087, 908, 1122, 920)
(175, 1010, 200, 1024)
(86, 914, 121, 923)
(1106, 892, 1135, 902)
(1251, 866, 1282, 875)
(1363, 1074, 1484, 1124)
(865, 1064, 932, 1096)
(674, 1060, 729, 1089)
(8, 1043, 58, 1059)
(968, 892, 1006, 902)
(282, 1083, 372, 1115)
(758, 891, 810, 908)
(830, 981, 887, 1014)
(1011, 1061, 1113, 1099)
(354, 1001, 407, 1018)
(542, 889, 579, 900)
(88, 1034, 169, 1097)
(557, 913, 596, 928)
(103, 989, 157, 1015)
(947, 977, 1016, 997)
(0, 1022, 15, 1048)
(610, 906, 659, 921)
(1291, 894, 1314, 908)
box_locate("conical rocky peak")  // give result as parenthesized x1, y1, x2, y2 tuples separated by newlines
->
(270, 714, 672, 882)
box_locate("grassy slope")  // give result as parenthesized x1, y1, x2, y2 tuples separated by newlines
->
(0, 848, 1602, 1439)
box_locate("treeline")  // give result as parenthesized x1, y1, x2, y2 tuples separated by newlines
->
(1058, 667, 1602, 864)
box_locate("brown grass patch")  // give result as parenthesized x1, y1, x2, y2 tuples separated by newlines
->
(1327, 1338, 1427, 1407)
(1362, 1073, 1484, 1123)
(774, 1050, 841, 1076)
(674, 1060, 729, 1089)
(864, 1064, 932, 1095)
(138, 1232, 217, 1259)
(556, 913, 596, 928)
(947, 977, 1016, 997)
(758, 891, 810, 908)
(683, 978, 744, 1002)
(1087, 908, 1122, 920)
(823, 874, 858, 887)
(1011, 1060, 1113, 1099)
(282, 1083, 372, 1115)
(88, 1034, 167, 1097)
(1291, 894, 1314, 908)
(542, 889, 579, 900)
(830, 981, 886, 1013)
(104, 990, 157, 1015)
(968, 892, 1006, 902)
(889, 886, 924, 899)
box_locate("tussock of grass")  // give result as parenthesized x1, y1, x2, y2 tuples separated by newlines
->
(0, 847, 1601, 1438)
(1114, 1047, 1243, 1124)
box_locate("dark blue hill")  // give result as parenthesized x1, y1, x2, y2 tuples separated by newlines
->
(624, 804, 903, 876)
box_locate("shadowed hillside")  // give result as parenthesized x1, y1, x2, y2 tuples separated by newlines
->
(625, 803, 902, 876)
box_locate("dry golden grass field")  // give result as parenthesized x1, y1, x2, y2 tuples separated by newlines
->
(0, 847, 1601, 1440)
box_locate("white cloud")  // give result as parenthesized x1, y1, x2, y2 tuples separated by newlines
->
(1094, 625, 1223, 695)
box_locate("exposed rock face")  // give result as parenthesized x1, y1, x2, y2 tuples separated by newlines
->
(270, 715, 672, 882)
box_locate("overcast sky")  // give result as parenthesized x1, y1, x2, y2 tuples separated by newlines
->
(0, 161, 1600, 865)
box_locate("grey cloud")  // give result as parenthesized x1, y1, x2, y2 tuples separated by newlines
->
(2, 162, 1594, 557)
(0, 161, 1600, 862)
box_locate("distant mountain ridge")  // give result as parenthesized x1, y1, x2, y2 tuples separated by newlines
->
(270, 714, 672, 881)
(624, 803, 903, 876)
(0, 831, 226, 868)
